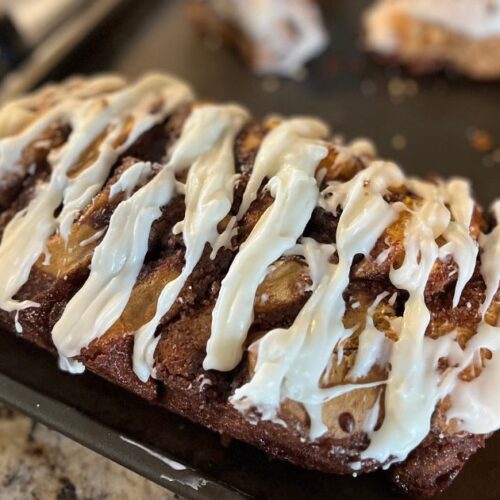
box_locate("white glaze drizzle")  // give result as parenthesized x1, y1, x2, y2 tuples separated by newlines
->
(230, 162, 404, 437)
(58, 74, 193, 240)
(479, 201, 500, 316)
(203, 119, 329, 372)
(0, 74, 192, 313)
(236, 118, 328, 219)
(353, 188, 498, 464)
(359, 176, 481, 464)
(365, 0, 500, 56)
(51, 160, 174, 358)
(209, 215, 237, 258)
(363, 391, 383, 433)
(53, 104, 248, 367)
(78, 229, 106, 248)
(132, 104, 249, 382)
(435, 202, 500, 435)
(109, 161, 153, 200)
(447, 321, 500, 434)
(349, 291, 392, 381)
(58, 354, 85, 374)
(0, 75, 125, 155)
(329, 138, 376, 176)
(361, 187, 452, 463)
(441, 202, 500, 432)
(408, 177, 478, 307)
(441, 179, 478, 307)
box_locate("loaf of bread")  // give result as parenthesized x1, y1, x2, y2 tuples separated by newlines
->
(0, 73, 498, 497)
(364, 0, 500, 80)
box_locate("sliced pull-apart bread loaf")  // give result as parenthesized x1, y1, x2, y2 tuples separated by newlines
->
(0, 73, 498, 497)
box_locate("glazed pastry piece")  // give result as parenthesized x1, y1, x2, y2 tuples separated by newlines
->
(364, 0, 500, 79)
(0, 73, 499, 498)
(187, 0, 328, 76)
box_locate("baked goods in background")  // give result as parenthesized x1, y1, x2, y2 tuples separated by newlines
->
(187, 0, 328, 77)
(0, 73, 498, 497)
(363, 0, 500, 79)
(188, 0, 500, 80)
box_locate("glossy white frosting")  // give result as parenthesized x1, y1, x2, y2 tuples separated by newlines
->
(204, 118, 329, 371)
(230, 161, 403, 439)
(51, 159, 173, 359)
(132, 104, 250, 381)
(479, 201, 500, 316)
(0, 73, 192, 313)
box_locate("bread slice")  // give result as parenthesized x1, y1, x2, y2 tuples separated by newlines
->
(0, 73, 498, 497)
(364, 0, 500, 80)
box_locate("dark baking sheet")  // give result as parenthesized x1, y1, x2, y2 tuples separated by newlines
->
(1, 0, 499, 498)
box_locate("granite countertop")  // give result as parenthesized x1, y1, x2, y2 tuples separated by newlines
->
(0, 404, 177, 499)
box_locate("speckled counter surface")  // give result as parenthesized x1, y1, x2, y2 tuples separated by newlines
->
(0, 405, 178, 500)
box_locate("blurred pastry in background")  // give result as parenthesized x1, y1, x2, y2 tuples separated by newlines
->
(363, 0, 500, 80)
(187, 0, 328, 77)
